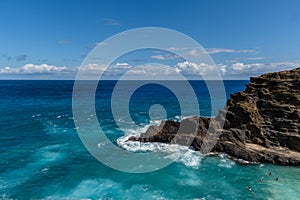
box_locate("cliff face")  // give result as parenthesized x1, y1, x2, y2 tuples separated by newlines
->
(215, 68, 300, 165)
(129, 68, 300, 165)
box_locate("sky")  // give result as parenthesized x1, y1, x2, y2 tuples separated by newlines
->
(0, 0, 300, 79)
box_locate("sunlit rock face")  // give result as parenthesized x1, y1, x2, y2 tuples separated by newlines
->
(130, 68, 300, 165)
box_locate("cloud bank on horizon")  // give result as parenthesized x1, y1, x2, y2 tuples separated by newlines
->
(0, 46, 299, 80)
(1, 59, 299, 80)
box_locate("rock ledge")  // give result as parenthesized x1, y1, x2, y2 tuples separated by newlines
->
(129, 68, 300, 165)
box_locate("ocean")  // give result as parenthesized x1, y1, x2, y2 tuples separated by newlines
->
(0, 80, 299, 200)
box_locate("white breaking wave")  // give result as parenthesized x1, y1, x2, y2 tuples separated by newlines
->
(217, 153, 236, 168)
(116, 119, 204, 169)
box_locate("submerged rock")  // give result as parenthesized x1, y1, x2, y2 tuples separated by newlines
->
(129, 68, 300, 166)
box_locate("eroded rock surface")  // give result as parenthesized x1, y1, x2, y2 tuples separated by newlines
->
(129, 68, 300, 165)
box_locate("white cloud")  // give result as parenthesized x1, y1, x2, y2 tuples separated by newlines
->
(0, 64, 68, 74)
(231, 62, 263, 71)
(206, 48, 235, 54)
(125, 64, 175, 76)
(220, 61, 300, 79)
(236, 49, 257, 53)
(151, 55, 168, 60)
(218, 64, 227, 74)
(174, 61, 215, 76)
(231, 63, 245, 71)
(0, 66, 18, 73)
(78, 63, 135, 78)
(167, 47, 185, 51)
(79, 62, 218, 79)
(151, 53, 181, 60)
(206, 48, 256, 54)
(116, 62, 130, 66)
(225, 59, 240, 63)
(246, 57, 266, 60)
(166, 47, 256, 57)
(229, 62, 292, 73)
(79, 64, 106, 72)
(187, 49, 201, 57)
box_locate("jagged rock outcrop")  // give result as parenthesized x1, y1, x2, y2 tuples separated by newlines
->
(129, 68, 300, 165)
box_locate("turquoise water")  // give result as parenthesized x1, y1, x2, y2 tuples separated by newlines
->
(1, 80, 299, 199)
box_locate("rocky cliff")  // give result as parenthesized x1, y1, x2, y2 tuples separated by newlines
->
(129, 68, 300, 165)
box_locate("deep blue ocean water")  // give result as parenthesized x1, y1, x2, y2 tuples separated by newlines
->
(1, 80, 299, 200)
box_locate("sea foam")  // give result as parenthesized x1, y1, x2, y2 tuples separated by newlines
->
(116, 120, 204, 169)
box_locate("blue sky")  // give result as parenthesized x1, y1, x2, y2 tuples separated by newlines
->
(0, 0, 300, 79)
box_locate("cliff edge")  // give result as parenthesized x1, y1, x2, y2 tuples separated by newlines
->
(129, 68, 300, 165)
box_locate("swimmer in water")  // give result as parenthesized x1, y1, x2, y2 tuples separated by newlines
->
(259, 178, 264, 182)
(269, 172, 272, 176)
(247, 186, 252, 191)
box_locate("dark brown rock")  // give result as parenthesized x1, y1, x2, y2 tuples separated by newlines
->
(129, 68, 300, 165)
